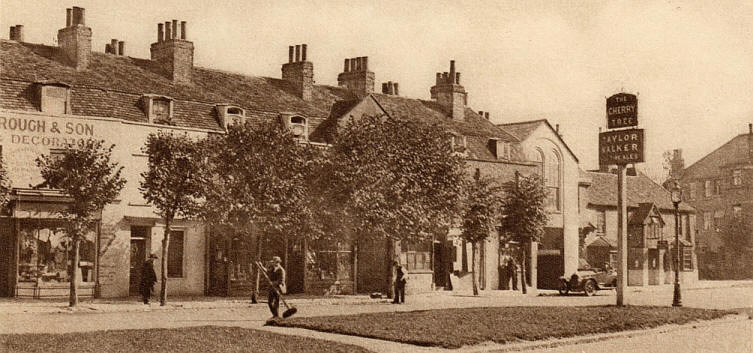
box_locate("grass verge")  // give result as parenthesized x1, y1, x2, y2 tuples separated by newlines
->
(270, 305, 733, 348)
(0, 326, 374, 353)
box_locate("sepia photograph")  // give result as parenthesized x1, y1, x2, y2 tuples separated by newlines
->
(0, 1, 751, 352)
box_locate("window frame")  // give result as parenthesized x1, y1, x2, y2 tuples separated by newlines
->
(167, 230, 184, 278)
(733, 169, 742, 186)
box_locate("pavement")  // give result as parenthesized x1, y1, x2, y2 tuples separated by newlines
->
(1, 280, 752, 352)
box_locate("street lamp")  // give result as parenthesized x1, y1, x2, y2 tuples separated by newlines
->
(670, 181, 683, 307)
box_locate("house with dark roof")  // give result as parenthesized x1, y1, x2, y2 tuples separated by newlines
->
(675, 125, 753, 279)
(496, 119, 582, 289)
(0, 7, 579, 298)
(581, 169, 698, 286)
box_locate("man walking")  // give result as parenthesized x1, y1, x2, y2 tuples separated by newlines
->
(140, 254, 157, 304)
(506, 256, 518, 291)
(267, 256, 286, 318)
(392, 261, 406, 304)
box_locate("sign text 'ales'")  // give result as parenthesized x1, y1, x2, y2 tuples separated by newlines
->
(599, 128, 644, 165)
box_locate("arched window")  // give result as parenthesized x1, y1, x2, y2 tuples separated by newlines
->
(545, 150, 561, 211)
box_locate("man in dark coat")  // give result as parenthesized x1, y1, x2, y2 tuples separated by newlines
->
(506, 257, 518, 291)
(140, 254, 158, 304)
(392, 261, 406, 304)
(267, 256, 286, 318)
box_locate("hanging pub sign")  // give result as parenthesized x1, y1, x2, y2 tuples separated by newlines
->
(599, 128, 644, 165)
(606, 93, 638, 129)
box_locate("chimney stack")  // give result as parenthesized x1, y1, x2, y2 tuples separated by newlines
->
(57, 7, 92, 71)
(118, 41, 125, 56)
(9, 25, 24, 42)
(281, 43, 314, 101)
(430, 60, 468, 121)
(337, 56, 375, 95)
(150, 19, 194, 84)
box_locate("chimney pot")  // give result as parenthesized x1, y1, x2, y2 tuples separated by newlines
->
(443, 72, 448, 81)
(301, 44, 307, 61)
(449, 60, 456, 79)
(10, 25, 22, 41)
(158, 23, 164, 42)
(455, 72, 460, 84)
(344, 59, 350, 72)
(485, 112, 490, 120)
(382, 83, 388, 94)
(356, 57, 362, 71)
(436, 73, 441, 84)
(105, 44, 112, 54)
(295, 44, 301, 62)
(362, 56, 368, 71)
(111, 39, 118, 52)
(9, 26, 15, 41)
(288, 46, 294, 63)
(393, 82, 399, 96)
(66, 8, 72, 27)
(180, 21, 187, 40)
(749, 123, 752, 134)
(479, 111, 483, 116)
(118, 41, 125, 56)
(164, 22, 171, 41)
(350, 58, 356, 71)
(172, 20, 178, 39)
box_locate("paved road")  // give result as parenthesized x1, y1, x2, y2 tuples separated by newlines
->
(1, 283, 752, 352)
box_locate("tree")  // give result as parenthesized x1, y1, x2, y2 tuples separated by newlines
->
(719, 217, 753, 279)
(460, 175, 504, 295)
(500, 172, 549, 294)
(36, 140, 125, 307)
(140, 131, 205, 306)
(330, 115, 465, 295)
(201, 121, 321, 302)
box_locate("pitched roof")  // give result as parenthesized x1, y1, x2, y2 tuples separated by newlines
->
(585, 170, 695, 212)
(496, 119, 579, 162)
(628, 202, 664, 226)
(682, 134, 750, 180)
(0, 40, 354, 134)
(586, 236, 616, 248)
(1, 39, 527, 160)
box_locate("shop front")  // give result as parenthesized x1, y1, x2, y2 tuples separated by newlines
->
(1, 188, 98, 298)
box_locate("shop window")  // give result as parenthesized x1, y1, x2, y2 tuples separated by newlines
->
(403, 240, 431, 272)
(17, 221, 96, 283)
(167, 230, 184, 278)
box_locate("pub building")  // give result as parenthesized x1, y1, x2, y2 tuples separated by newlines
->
(1, 6, 584, 298)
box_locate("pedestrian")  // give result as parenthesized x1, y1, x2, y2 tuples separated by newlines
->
(506, 256, 518, 291)
(392, 261, 406, 304)
(140, 254, 158, 304)
(267, 256, 286, 318)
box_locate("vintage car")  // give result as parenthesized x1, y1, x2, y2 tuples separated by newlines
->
(558, 267, 617, 296)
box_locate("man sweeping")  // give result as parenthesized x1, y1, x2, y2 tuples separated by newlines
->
(267, 256, 286, 318)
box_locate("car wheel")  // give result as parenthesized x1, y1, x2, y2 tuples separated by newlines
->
(558, 280, 569, 295)
(583, 280, 596, 297)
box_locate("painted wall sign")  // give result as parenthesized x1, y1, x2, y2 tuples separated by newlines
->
(606, 93, 638, 129)
(599, 128, 644, 165)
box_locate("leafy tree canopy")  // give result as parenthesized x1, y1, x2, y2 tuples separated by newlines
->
(0, 155, 10, 208)
(330, 115, 466, 242)
(36, 139, 126, 233)
(500, 173, 549, 243)
(460, 175, 505, 244)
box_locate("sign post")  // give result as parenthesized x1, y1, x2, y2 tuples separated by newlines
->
(600, 93, 643, 307)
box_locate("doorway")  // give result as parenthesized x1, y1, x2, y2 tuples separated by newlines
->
(129, 226, 150, 295)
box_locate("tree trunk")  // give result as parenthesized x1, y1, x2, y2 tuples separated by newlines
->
(521, 241, 527, 294)
(160, 219, 171, 306)
(471, 241, 479, 296)
(252, 230, 263, 304)
(386, 238, 395, 299)
(69, 234, 80, 307)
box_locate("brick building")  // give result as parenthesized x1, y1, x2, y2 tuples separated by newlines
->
(580, 170, 698, 286)
(677, 125, 753, 279)
(0, 7, 579, 298)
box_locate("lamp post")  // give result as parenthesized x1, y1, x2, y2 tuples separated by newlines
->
(670, 181, 682, 307)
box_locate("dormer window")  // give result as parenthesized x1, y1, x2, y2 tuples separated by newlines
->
(280, 113, 308, 140)
(141, 94, 174, 125)
(35, 81, 71, 115)
(488, 138, 511, 160)
(215, 104, 246, 129)
(450, 134, 467, 155)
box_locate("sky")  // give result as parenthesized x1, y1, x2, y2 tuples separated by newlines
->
(4, 0, 753, 178)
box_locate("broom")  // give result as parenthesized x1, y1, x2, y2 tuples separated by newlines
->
(255, 261, 297, 318)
